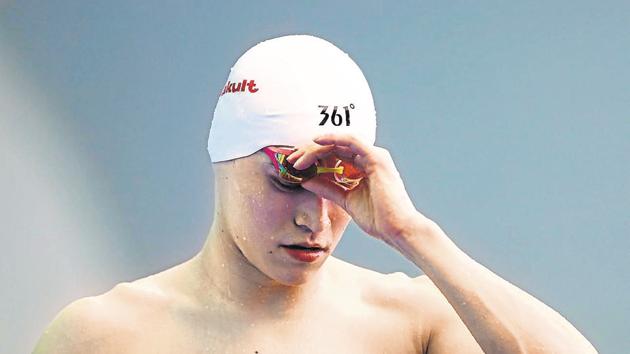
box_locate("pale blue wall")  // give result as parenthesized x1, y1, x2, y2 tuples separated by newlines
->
(1, 1, 628, 352)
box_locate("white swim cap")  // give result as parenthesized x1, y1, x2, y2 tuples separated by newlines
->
(207, 34, 377, 162)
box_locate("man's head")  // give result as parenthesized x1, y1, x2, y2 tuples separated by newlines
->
(211, 149, 352, 286)
(207, 34, 376, 286)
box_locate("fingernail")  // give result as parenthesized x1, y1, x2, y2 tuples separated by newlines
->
(293, 156, 305, 169)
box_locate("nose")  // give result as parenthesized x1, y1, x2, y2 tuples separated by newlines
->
(293, 195, 332, 234)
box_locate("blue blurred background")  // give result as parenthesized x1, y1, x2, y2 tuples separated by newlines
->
(1, 1, 628, 353)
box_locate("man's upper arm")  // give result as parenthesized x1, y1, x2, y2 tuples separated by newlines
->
(412, 275, 484, 354)
(33, 296, 117, 353)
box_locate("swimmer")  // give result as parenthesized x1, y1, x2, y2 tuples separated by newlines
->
(33, 35, 597, 353)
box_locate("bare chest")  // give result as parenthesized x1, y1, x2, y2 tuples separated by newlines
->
(124, 305, 422, 354)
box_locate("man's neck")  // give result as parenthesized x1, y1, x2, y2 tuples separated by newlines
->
(191, 222, 328, 319)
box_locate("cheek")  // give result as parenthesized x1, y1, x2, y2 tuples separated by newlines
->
(239, 181, 294, 235)
(328, 204, 352, 236)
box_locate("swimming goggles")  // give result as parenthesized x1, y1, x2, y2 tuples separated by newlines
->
(261, 146, 364, 190)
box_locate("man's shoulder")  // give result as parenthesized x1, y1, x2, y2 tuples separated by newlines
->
(32, 281, 162, 353)
(328, 257, 444, 312)
(328, 258, 448, 352)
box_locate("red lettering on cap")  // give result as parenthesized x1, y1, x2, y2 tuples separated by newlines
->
(247, 80, 258, 93)
(220, 79, 259, 96)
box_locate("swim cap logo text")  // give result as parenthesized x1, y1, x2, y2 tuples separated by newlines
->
(318, 104, 354, 126)
(220, 79, 259, 96)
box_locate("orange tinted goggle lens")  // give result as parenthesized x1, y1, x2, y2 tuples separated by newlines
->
(262, 147, 363, 190)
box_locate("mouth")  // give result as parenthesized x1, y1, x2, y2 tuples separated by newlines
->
(280, 244, 328, 251)
(280, 244, 329, 262)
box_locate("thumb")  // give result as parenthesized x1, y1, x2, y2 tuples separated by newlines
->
(301, 176, 348, 210)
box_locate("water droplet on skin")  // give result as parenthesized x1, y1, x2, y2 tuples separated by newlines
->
(221, 263, 225, 267)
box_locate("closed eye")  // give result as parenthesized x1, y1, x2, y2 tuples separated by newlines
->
(271, 178, 304, 193)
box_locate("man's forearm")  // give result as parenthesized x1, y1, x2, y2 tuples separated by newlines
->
(390, 213, 597, 353)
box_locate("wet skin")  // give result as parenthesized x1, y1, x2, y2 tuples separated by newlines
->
(33, 142, 465, 353)
(34, 134, 595, 353)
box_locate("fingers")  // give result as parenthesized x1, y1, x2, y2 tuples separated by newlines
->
(287, 134, 371, 170)
(326, 145, 356, 160)
(313, 134, 372, 157)
(287, 144, 335, 169)
(286, 148, 306, 161)
(293, 147, 356, 168)
(301, 175, 348, 210)
(311, 135, 397, 175)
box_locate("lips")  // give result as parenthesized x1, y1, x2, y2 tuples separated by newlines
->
(280, 243, 328, 262)
(281, 245, 326, 263)
(282, 243, 327, 251)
